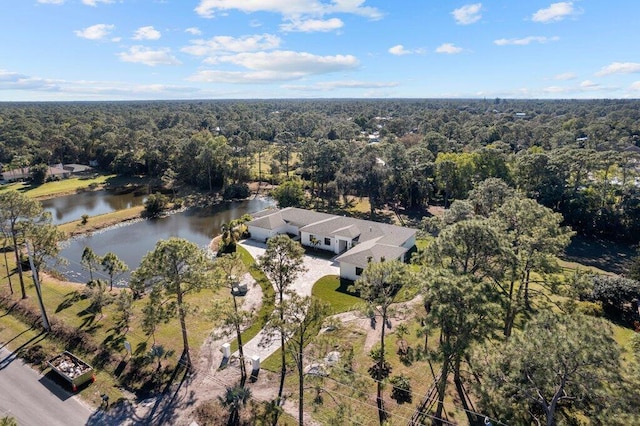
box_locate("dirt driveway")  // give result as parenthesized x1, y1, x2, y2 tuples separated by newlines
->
(237, 239, 340, 361)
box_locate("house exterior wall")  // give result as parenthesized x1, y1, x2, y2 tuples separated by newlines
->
(283, 224, 299, 235)
(248, 225, 282, 242)
(339, 262, 360, 282)
(300, 231, 335, 252)
(402, 235, 416, 250)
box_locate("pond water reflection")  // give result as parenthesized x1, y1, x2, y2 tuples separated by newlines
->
(56, 197, 274, 284)
(41, 189, 147, 225)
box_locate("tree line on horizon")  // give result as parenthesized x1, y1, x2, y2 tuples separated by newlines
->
(1, 98, 639, 243)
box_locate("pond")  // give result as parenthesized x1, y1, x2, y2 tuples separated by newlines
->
(55, 197, 274, 285)
(41, 189, 147, 225)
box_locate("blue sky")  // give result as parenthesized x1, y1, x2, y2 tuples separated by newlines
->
(1, 0, 639, 101)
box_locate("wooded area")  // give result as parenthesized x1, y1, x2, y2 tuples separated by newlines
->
(1, 98, 639, 243)
(1, 99, 640, 425)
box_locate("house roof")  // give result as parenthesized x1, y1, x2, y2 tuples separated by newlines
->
(334, 224, 361, 239)
(248, 212, 287, 230)
(279, 207, 335, 229)
(335, 238, 409, 269)
(63, 164, 93, 173)
(248, 207, 416, 268)
(1, 169, 30, 180)
(48, 166, 68, 176)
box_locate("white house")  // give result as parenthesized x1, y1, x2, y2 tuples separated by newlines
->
(247, 207, 416, 281)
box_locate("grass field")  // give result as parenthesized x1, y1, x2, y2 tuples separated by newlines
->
(0, 173, 155, 200)
(312, 275, 362, 314)
(0, 247, 229, 405)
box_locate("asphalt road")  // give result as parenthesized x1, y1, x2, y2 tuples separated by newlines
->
(0, 346, 94, 426)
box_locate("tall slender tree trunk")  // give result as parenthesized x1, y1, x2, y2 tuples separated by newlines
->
(434, 353, 451, 425)
(454, 357, 479, 425)
(377, 310, 387, 425)
(3, 239, 13, 294)
(177, 289, 192, 371)
(232, 294, 247, 386)
(11, 232, 26, 299)
(275, 287, 286, 422)
(297, 347, 304, 426)
(523, 269, 532, 311)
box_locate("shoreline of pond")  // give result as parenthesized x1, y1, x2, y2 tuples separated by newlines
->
(53, 195, 275, 285)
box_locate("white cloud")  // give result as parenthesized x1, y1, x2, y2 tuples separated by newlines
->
(133, 26, 162, 40)
(388, 45, 411, 56)
(532, 2, 575, 23)
(494, 36, 559, 46)
(0, 70, 31, 83)
(543, 86, 569, 94)
(630, 82, 640, 91)
(0, 69, 62, 92)
(542, 86, 569, 93)
(580, 80, 599, 89)
(554, 72, 577, 80)
(596, 62, 640, 76)
(283, 80, 399, 91)
(435, 43, 463, 54)
(182, 34, 281, 56)
(37, 0, 65, 4)
(188, 50, 359, 83)
(117, 46, 181, 66)
(82, 0, 113, 6)
(452, 3, 482, 25)
(0, 69, 210, 100)
(219, 50, 358, 73)
(185, 27, 202, 35)
(74, 24, 115, 40)
(280, 18, 344, 32)
(188, 70, 299, 83)
(194, 0, 382, 20)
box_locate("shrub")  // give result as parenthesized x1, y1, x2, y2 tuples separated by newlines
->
(574, 300, 604, 317)
(389, 374, 413, 404)
(19, 344, 47, 366)
(81, 214, 89, 225)
(143, 192, 169, 218)
(222, 183, 250, 200)
(591, 275, 640, 315)
(270, 178, 306, 208)
(30, 163, 48, 185)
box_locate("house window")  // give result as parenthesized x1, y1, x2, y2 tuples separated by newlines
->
(324, 237, 331, 246)
(355, 267, 363, 276)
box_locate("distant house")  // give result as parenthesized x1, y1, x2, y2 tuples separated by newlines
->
(63, 164, 94, 174)
(1, 168, 31, 182)
(0, 164, 81, 183)
(247, 207, 416, 281)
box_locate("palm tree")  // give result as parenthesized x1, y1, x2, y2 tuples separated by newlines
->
(219, 221, 241, 254)
(219, 385, 252, 426)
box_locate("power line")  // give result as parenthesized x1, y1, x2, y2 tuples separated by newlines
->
(4, 256, 509, 425)
(318, 357, 509, 426)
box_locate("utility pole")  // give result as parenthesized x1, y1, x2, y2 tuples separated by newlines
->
(26, 240, 51, 332)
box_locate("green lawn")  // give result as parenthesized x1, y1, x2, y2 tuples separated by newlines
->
(0, 174, 155, 200)
(312, 275, 362, 314)
(0, 174, 116, 198)
(0, 246, 227, 401)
